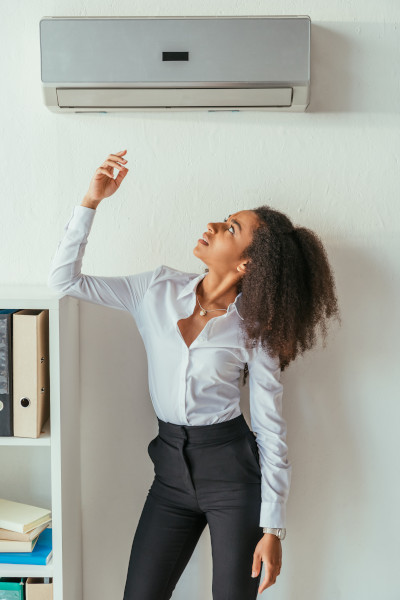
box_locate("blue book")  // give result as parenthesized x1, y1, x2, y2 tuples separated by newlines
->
(0, 528, 52, 565)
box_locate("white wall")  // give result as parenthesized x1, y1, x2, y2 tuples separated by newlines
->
(1, 3, 399, 599)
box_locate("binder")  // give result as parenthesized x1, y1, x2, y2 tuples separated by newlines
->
(0, 310, 23, 436)
(13, 309, 50, 438)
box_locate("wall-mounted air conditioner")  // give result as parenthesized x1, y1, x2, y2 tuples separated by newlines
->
(39, 16, 311, 113)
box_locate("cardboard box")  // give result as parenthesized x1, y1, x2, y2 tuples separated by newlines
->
(25, 578, 53, 600)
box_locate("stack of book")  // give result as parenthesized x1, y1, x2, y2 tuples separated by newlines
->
(0, 499, 53, 565)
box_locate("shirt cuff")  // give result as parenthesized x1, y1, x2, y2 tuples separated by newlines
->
(66, 204, 97, 236)
(259, 501, 287, 529)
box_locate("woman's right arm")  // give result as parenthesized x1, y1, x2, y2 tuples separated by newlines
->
(47, 150, 157, 314)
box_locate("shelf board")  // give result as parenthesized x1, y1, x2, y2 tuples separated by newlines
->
(0, 418, 51, 446)
(0, 556, 53, 577)
(0, 284, 63, 308)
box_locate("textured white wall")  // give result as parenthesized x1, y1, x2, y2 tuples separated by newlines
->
(1, 3, 400, 600)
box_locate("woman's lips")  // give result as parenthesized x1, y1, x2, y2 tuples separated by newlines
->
(198, 238, 209, 246)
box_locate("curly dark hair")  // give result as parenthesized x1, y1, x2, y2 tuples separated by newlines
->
(204, 205, 341, 385)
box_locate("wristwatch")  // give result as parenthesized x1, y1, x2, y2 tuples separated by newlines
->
(263, 527, 286, 540)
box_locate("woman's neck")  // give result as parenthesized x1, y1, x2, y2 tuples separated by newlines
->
(197, 272, 240, 308)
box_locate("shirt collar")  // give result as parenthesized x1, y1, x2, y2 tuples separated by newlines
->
(177, 272, 244, 320)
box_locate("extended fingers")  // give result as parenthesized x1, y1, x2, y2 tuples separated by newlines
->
(102, 159, 128, 172)
(252, 552, 281, 594)
(108, 152, 128, 164)
(257, 562, 281, 593)
(101, 150, 128, 171)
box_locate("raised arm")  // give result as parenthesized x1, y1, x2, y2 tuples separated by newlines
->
(47, 150, 157, 314)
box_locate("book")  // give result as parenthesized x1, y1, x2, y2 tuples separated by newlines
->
(0, 533, 39, 553)
(0, 520, 52, 541)
(0, 499, 51, 534)
(0, 528, 53, 565)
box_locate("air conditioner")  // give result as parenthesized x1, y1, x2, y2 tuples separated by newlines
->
(39, 16, 311, 113)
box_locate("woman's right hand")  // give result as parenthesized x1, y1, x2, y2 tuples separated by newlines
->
(83, 150, 129, 208)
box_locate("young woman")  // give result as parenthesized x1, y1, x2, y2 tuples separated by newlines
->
(48, 150, 341, 599)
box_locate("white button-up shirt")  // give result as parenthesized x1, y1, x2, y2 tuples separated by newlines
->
(47, 205, 292, 528)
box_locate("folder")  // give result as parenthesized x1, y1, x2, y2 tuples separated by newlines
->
(0, 310, 23, 436)
(13, 309, 50, 438)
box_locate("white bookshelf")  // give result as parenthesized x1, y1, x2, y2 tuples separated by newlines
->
(0, 286, 82, 600)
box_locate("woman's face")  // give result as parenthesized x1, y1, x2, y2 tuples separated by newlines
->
(193, 210, 261, 272)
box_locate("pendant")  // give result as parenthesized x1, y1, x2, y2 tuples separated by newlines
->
(199, 309, 207, 316)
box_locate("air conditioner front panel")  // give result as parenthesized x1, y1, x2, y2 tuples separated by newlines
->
(40, 17, 310, 85)
(56, 87, 293, 108)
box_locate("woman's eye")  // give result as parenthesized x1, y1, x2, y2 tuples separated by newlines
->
(223, 217, 235, 234)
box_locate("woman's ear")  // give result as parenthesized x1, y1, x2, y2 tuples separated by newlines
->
(236, 260, 250, 274)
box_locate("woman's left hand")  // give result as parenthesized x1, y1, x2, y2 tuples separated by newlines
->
(251, 534, 282, 594)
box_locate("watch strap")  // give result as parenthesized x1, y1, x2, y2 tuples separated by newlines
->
(263, 527, 286, 540)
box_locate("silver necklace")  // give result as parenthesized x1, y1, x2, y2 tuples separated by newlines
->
(196, 293, 229, 317)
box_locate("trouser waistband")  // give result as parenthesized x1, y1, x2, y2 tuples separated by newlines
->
(156, 413, 250, 444)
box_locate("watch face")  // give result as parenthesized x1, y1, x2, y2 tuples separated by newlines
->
(279, 528, 286, 540)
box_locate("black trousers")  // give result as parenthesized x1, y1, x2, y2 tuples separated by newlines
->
(123, 413, 263, 600)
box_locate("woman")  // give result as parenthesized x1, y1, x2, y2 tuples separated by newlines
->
(47, 150, 341, 599)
